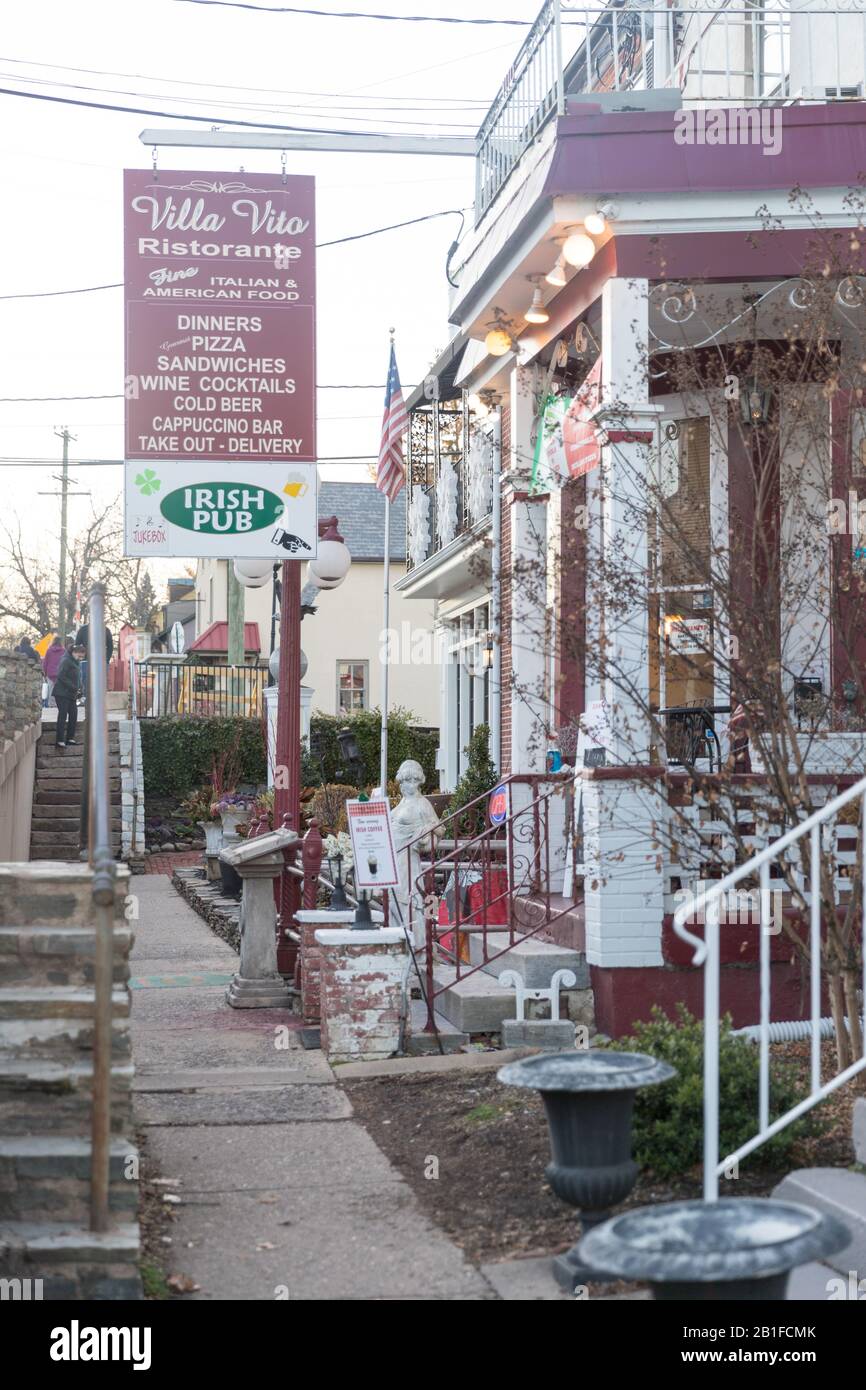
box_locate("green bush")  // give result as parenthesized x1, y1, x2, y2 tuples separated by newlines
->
(309, 707, 438, 790)
(140, 717, 266, 800)
(445, 724, 498, 835)
(615, 1005, 813, 1177)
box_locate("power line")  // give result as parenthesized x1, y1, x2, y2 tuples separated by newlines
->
(0, 386, 416, 401)
(0, 54, 491, 104)
(174, 1, 533, 23)
(0, 455, 379, 465)
(0, 207, 466, 300)
(0, 72, 480, 127)
(0, 82, 478, 138)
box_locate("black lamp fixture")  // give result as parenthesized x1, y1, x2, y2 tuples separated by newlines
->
(336, 726, 364, 785)
(326, 848, 349, 912)
(740, 294, 772, 427)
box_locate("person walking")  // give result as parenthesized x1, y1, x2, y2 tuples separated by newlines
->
(41, 634, 66, 706)
(53, 643, 85, 748)
(75, 621, 113, 700)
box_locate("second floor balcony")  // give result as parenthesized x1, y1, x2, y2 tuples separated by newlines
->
(476, 1, 866, 222)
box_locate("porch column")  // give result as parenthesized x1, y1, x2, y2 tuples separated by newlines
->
(595, 275, 660, 765)
(508, 363, 549, 778)
(583, 278, 666, 1025)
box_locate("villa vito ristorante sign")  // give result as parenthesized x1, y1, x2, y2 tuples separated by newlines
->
(123, 168, 317, 557)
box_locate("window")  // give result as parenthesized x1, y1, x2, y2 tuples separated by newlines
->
(337, 661, 368, 713)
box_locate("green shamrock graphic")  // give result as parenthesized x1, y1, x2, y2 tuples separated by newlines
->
(134, 469, 161, 496)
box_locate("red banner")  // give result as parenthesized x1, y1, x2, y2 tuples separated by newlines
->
(562, 357, 602, 479)
(124, 169, 316, 464)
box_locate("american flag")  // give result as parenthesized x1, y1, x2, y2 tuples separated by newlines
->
(376, 343, 408, 502)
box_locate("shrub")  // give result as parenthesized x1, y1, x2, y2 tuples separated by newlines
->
(445, 724, 498, 835)
(308, 783, 358, 835)
(140, 717, 266, 800)
(614, 1005, 813, 1177)
(309, 707, 438, 790)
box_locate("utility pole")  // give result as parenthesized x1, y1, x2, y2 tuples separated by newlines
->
(39, 428, 88, 637)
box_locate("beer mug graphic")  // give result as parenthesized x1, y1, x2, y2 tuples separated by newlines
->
(282, 473, 309, 499)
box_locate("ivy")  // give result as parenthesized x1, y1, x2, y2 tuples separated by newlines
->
(309, 706, 438, 791)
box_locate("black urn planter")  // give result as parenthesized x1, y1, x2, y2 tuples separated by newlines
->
(220, 857, 243, 899)
(498, 1051, 675, 1291)
(577, 1197, 850, 1300)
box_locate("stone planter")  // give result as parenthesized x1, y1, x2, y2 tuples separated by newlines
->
(498, 1050, 675, 1290)
(199, 819, 224, 881)
(220, 808, 251, 842)
(578, 1197, 850, 1300)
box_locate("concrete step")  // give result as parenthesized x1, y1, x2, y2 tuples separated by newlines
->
(0, 1136, 138, 1223)
(0, 926, 132, 988)
(0, 1220, 141, 1299)
(0, 863, 129, 926)
(854, 1099, 866, 1165)
(773, 1168, 866, 1274)
(468, 930, 589, 989)
(0, 1015, 131, 1064)
(786, 1260, 863, 1300)
(31, 815, 121, 833)
(30, 831, 121, 847)
(0, 987, 130, 1022)
(0, 1060, 134, 1135)
(406, 997, 469, 1054)
(431, 964, 517, 1034)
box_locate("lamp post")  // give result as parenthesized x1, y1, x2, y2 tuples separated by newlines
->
(272, 517, 351, 973)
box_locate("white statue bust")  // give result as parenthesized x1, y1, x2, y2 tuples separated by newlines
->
(390, 759, 442, 946)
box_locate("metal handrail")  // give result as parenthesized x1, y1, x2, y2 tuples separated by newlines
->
(85, 584, 116, 1232)
(672, 769, 866, 1201)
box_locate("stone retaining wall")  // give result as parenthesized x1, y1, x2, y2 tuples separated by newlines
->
(0, 650, 42, 860)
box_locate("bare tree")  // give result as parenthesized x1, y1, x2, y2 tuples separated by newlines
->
(0, 498, 159, 642)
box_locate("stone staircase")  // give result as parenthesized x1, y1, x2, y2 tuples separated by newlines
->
(776, 1098, 866, 1300)
(0, 861, 140, 1299)
(29, 724, 123, 862)
(430, 930, 591, 1036)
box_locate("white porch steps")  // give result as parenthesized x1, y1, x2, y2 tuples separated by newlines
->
(773, 1129, 866, 1299)
(426, 931, 588, 1035)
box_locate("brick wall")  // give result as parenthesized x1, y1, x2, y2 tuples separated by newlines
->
(0, 651, 42, 745)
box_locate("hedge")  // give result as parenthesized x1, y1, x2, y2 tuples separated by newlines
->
(140, 717, 266, 800)
(140, 707, 439, 801)
(309, 707, 438, 791)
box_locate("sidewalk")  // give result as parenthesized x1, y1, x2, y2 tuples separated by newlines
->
(130, 876, 494, 1300)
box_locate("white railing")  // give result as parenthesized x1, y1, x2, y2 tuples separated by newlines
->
(672, 772, 866, 1200)
(476, 2, 866, 220)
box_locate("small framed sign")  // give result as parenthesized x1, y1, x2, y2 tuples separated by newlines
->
(346, 798, 400, 889)
(488, 782, 510, 827)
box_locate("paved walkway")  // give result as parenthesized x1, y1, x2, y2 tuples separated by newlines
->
(130, 876, 494, 1300)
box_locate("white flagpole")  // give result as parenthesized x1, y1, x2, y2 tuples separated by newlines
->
(381, 492, 391, 794)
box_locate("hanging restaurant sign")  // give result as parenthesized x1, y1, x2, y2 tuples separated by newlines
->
(123, 169, 316, 473)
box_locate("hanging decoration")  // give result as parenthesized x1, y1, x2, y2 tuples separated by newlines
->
(435, 458, 459, 547)
(408, 487, 431, 568)
(466, 427, 494, 524)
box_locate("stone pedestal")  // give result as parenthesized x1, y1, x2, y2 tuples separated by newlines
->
(222, 828, 298, 1009)
(315, 927, 407, 1062)
(296, 909, 384, 1023)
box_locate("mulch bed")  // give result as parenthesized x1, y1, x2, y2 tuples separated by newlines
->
(344, 1041, 866, 1268)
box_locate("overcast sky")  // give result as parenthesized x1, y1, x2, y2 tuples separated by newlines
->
(0, 0, 542, 599)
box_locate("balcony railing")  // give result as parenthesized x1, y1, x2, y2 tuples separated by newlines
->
(406, 401, 497, 570)
(476, 1, 866, 220)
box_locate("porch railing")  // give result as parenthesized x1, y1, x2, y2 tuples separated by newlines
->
(476, 2, 866, 220)
(672, 770, 866, 1201)
(397, 772, 578, 1035)
(136, 660, 265, 718)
